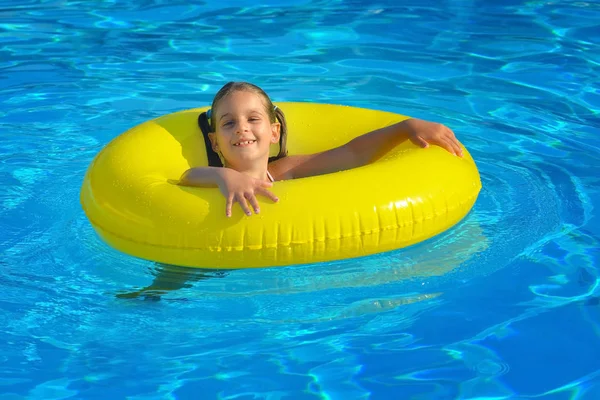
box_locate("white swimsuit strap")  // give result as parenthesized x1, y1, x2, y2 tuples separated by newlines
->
(266, 170, 274, 182)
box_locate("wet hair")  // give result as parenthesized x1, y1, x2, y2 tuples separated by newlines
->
(197, 82, 288, 167)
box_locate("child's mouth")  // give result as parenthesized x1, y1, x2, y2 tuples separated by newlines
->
(233, 140, 256, 147)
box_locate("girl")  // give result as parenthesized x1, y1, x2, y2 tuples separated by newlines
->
(179, 81, 463, 217)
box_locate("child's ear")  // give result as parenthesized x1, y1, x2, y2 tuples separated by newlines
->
(270, 122, 281, 143)
(208, 132, 219, 152)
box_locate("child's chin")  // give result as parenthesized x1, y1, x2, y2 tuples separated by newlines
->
(231, 153, 265, 164)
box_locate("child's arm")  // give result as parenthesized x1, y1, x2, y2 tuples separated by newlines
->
(271, 118, 463, 180)
(178, 167, 278, 217)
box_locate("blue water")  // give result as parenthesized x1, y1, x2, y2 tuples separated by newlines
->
(1, 0, 599, 398)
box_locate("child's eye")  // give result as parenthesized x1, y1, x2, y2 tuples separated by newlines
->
(222, 121, 234, 127)
(249, 117, 259, 122)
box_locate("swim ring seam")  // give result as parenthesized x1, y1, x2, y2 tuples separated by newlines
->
(82, 190, 479, 252)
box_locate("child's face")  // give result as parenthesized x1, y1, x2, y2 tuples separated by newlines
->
(209, 90, 280, 170)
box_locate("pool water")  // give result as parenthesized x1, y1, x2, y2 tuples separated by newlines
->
(1, 0, 600, 399)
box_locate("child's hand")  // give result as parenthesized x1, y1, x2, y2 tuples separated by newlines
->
(217, 169, 279, 217)
(402, 118, 464, 157)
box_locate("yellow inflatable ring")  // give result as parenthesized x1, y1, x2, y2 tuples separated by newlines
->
(80, 103, 481, 269)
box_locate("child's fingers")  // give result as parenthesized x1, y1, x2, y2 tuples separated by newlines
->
(444, 128, 463, 156)
(455, 142, 464, 157)
(442, 138, 458, 156)
(414, 135, 429, 148)
(235, 193, 253, 216)
(244, 192, 261, 214)
(226, 195, 234, 217)
(258, 180, 273, 188)
(447, 136, 463, 157)
(442, 137, 462, 157)
(257, 187, 279, 203)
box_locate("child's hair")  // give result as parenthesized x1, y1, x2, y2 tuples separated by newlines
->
(198, 82, 288, 167)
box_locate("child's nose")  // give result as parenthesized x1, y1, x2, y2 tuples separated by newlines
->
(236, 121, 250, 132)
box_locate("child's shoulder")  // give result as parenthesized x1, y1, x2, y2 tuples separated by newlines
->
(268, 154, 308, 181)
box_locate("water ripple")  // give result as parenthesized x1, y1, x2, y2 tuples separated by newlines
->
(1, 0, 599, 398)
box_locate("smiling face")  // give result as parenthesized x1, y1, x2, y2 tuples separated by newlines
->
(208, 90, 280, 171)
